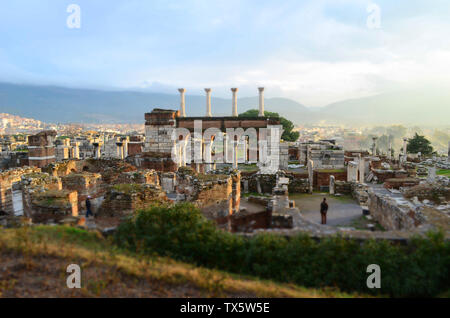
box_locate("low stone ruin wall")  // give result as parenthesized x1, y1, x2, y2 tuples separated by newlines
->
(313, 170, 347, 190)
(241, 173, 276, 194)
(177, 172, 235, 216)
(61, 172, 104, 213)
(370, 169, 408, 183)
(368, 189, 423, 230)
(214, 210, 272, 233)
(403, 183, 450, 205)
(114, 169, 159, 185)
(26, 189, 78, 223)
(286, 173, 309, 193)
(135, 152, 178, 172)
(98, 183, 167, 217)
(351, 182, 369, 206)
(334, 181, 352, 195)
(241, 172, 310, 194)
(384, 178, 420, 190)
(0, 167, 41, 214)
(271, 213, 294, 229)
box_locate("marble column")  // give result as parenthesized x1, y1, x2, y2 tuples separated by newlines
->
(358, 155, 365, 184)
(233, 138, 238, 169)
(307, 159, 314, 194)
(73, 142, 80, 159)
(231, 88, 238, 117)
(388, 142, 392, 161)
(403, 137, 408, 160)
(372, 137, 377, 156)
(204, 139, 212, 172)
(329, 175, 335, 195)
(448, 141, 450, 162)
(205, 88, 212, 117)
(93, 143, 100, 159)
(123, 139, 128, 158)
(178, 88, 186, 117)
(258, 87, 265, 117)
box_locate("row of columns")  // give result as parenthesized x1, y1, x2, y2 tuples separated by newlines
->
(176, 135, 247, 171)
(178, 87, 265, 117)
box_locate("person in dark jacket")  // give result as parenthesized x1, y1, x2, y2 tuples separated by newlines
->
(320, 198, 328, 225)
(85, 196, 93, 218)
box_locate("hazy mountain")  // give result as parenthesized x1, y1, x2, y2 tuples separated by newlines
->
(0, 82, 448, 126)
(0, 82, 309, 123)
(317, 89, 450, 126)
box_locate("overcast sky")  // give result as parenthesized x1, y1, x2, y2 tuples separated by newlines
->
(1, 0, 449, 106)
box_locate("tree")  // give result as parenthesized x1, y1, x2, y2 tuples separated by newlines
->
(407, 133, 434, 155)
(238, 109, 300, 142)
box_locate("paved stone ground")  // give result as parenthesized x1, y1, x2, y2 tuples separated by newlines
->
(289, 193, 362, 227)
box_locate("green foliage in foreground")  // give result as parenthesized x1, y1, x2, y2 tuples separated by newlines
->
(114, 203, 450, 297)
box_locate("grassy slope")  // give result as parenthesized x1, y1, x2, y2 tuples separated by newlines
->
(0, 225, 362, 298)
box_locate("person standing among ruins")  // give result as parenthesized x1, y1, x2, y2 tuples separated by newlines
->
(85, 196, 93, 218)
(320, 198, 328, 225)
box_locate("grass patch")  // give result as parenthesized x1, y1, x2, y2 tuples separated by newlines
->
(0, 226, 357, 298)
(437, 169, 450, 177)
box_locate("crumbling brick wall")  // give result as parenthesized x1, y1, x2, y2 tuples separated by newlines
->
(27, 130, 57, 168)
(313, 170, 347, 190)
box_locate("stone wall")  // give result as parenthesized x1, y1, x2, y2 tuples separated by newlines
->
(371, 169, 408, 183)
(61, 172, 104, 212)
(98, 183, 167, 217)
(334, 180, 352, 195)
(27, 189, 78, 223)
(351, 182, 369, 206)
(368, 188, 423, 230)
(144, 109, 177, 153)
(403, 184, 450, 204)
(114, 169, 159, 185)
(0, 167, 41, 214)
(384, 178, 420, 190)
(27, 130, 57, 168)
(240, 171, 310, 194)
(132, 152, 178, 172)
(313, 169, 347, 190)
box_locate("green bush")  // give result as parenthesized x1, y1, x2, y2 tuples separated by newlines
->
(114, 203, 450, 297)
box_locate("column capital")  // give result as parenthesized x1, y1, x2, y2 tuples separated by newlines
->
(258, 87, 265, 92)
(231, 88, 238, 93)
(204, 88, 212, 93)
(178, 88, 186, 93)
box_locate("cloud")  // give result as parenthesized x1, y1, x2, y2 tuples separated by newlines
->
(0, 0, 449, 106)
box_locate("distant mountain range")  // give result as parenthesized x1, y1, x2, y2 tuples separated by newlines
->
(0, 82, 449, 126)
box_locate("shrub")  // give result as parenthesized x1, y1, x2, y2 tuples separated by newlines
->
(114, 203, 450, 297)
